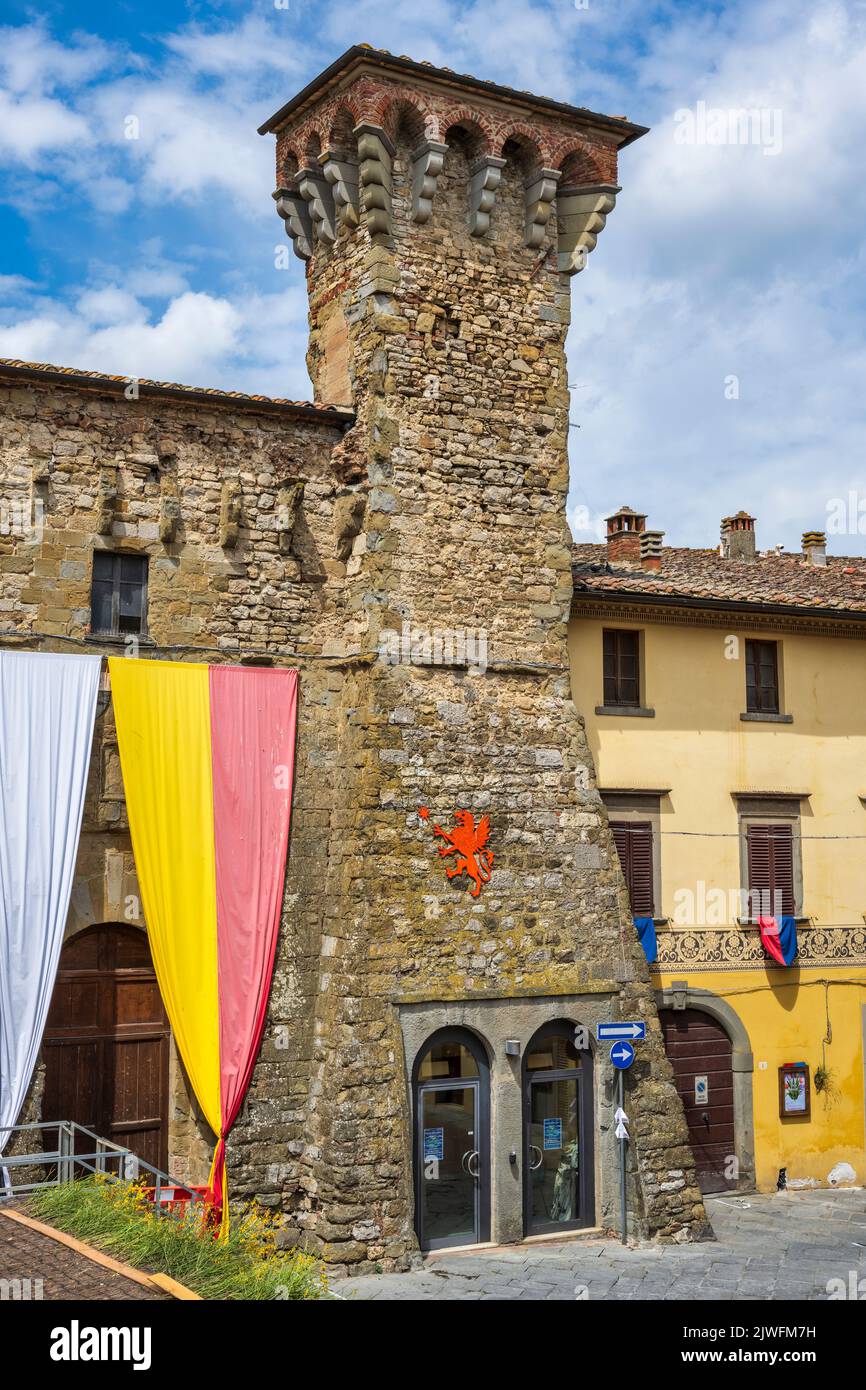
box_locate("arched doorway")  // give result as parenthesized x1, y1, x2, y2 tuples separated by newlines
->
(659, 1007, 738, 1193)
(412, 1028, 490, 1250)
(523, 1020, 595, 1235)
(43, 924, 169, 1171)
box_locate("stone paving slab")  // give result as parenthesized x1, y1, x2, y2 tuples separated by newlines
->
(345, 1190, 866, 1301)
(0, 1209, 169, 1301)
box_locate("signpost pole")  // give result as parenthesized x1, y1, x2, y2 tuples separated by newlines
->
(618, 1069, 627, 1245)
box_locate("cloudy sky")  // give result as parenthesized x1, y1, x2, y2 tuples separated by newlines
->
(1, 0, 865, 554)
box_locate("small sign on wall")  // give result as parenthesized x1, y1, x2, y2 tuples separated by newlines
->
(695, 1075, 709, 1106)
(779, 1062, 811, 1119)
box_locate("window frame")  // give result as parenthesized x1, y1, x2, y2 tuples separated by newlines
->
(90, 551, 149, 638)
(602, 627, 641, 708)
(745, 638, 780, 715)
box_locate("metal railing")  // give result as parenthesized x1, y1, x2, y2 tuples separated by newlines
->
(0, 1120, 208, 1214)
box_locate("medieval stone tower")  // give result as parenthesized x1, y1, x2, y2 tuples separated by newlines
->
(239, 46, 707, 1269)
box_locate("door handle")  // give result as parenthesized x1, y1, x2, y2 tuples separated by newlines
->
(528, 1144, 543, 1170)
(460, 1149, 472, 1172)
(467, 1150, 480, 1178)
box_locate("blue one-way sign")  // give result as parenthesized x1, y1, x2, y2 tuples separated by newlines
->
(597, 1021, 646, 1041)
(610, 1041, 635, 1069)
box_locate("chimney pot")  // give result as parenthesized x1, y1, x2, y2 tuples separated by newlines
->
(639, 529, 664, 571)
(720, 511, 757, 562)
(801, 530, 827, 566)
(605, 505, 647, 564)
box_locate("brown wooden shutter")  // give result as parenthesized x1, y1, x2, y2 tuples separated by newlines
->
(747, 822, 794, 916)
(610, 820, 654, 916)
(629, 824, 654, 915)
(768, 823, 794, 915)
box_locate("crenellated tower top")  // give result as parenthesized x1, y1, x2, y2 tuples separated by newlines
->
(259, 45, 646, 277)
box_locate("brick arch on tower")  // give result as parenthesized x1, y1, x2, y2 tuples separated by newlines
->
(440, 105, 496, 157)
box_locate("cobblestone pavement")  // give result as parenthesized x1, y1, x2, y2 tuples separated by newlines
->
(346, 1190, 866, 1301)
(0, 1210, 169, 1301)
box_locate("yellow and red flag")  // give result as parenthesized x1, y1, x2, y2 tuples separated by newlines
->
(108, 658, 298, 1232)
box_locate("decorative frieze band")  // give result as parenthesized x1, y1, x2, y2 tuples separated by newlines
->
(651, 925, 866, 972)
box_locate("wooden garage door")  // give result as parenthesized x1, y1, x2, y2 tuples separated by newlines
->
(43, 924, 169, 1172)
(659, 1008, 736, 1194)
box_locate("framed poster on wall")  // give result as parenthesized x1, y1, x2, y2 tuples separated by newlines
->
(779, 1062, 810, 1118)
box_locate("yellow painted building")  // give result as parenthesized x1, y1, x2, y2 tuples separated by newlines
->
(570, 508, 866, 1195)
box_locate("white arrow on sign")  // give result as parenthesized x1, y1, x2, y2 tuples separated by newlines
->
(597, 1021, 646, 1040)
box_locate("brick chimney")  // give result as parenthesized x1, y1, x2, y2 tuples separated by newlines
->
(640, 529, 664, 571)
(720, 511, 756, 562)
(605, 505, 646, 564)
(801, 530, 827, 566)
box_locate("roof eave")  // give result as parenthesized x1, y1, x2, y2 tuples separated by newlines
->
(257, 45, 649, 149)
(571, 584, 866, 625)
(0, 362, 355, 427)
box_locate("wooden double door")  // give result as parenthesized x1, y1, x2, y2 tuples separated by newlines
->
(43, 924, 169, 1171)
(660, 1007, 736, 1193)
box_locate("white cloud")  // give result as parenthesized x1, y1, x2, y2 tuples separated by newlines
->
(0, 276, 312, 399)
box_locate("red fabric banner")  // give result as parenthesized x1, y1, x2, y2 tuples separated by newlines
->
(207, 666, 298, 1225)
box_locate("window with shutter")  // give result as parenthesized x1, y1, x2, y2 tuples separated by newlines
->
(602, 629, 640, 707)
(610, 819, 655, 916)
(746, 822, 795, 916)
(745, 640, 780, 713)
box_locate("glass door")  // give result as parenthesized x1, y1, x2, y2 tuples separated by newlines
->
(417, 1080, 480, 1250)
(523, 1022, 594, 1236)
(526, 1073, 582, 1233)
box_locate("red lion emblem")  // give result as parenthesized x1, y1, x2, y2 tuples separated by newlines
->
(418, 807, 494, 898)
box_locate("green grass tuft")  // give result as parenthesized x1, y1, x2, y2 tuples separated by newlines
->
(28, 1178, 328, 1301)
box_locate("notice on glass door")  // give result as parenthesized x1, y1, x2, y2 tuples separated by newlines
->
(423, 1127, 444, 1161)
(543, 1118, 562, 1150)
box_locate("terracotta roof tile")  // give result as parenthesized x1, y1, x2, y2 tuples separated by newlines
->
(572, 543, 866, 615)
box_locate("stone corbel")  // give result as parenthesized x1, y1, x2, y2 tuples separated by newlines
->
(219, 479, 242, 549)
(159, 476, 180, 544)
(334, 492, 366, 562)
(272, 185, 313, 261)
(298, 166, 338, 245)
(524, 167, 561, 248)
(276, 481, 305, 555)
(96, 465, 117, 536)
(468, 155, 506, 237)
(320, 152, 359, 228)
(355, 123, 395, 238)
(410, 140, 449, 223)
(556, 183, 620, 274)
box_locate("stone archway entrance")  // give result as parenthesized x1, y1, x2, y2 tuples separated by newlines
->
(43, 924, 169, 1170)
